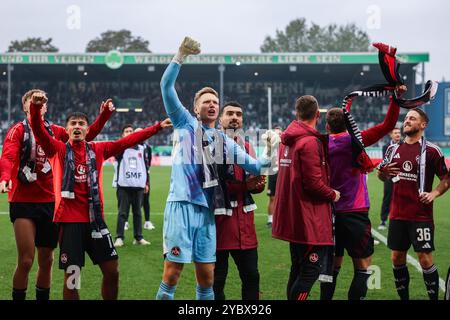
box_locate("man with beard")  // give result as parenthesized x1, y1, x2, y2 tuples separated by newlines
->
(214, 101, 266, 300)
(378, 108, 448, 300)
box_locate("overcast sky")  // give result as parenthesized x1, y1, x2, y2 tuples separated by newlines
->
(1, 0, 448, 81)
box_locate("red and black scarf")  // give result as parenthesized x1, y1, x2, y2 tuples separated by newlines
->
(342, 42, 438, 173)
(61, 142, 106, 238)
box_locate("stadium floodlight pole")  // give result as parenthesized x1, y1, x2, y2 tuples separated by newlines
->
(267, 86, 272, 130)
(421, 62, 426, 138)
(7, 63, 12, 124)
(421, 62, 426, 94)
(218, 64, 225, 104)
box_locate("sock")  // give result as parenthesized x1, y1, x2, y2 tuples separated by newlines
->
(445, 267, 450, 301)
(36, 286, 50, 301)
(422, 264, 439, 300)
(196, 285, 214, 300)
(348, 269, 371, 300)
(155, 281, 176, 300)
(12, 288, 27, 301)
(320, 267, 340, 300)
(268, 215, 273, 223)
(393, 264, 410, 300)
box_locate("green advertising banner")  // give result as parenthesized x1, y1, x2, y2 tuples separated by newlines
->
(0, 51, 429, 68)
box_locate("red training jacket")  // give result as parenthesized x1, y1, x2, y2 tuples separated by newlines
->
(215, 140, 264, 250)
(272, 120, 335, 245)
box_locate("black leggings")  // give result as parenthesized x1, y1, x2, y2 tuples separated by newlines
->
(142, 191, 150, 221)
(214, 248, 260, 300)
(287, 243, 325, 300)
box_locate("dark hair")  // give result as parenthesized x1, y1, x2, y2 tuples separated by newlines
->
(221, 101, 243, 116)
(223, 101, 243, 109)
(121, 123, 134, 134)
(295, 95, 319, 120)
(326, 108, 347, 134)
(411, 108, 429, 124)
(65, 112, 89, 125)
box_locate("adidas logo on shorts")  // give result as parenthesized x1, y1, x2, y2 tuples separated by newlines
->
(422, 243, 431, 249)
(111, 249, 118, 256)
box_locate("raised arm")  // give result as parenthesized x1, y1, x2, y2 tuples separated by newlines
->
(161, 37, 201, 128)
(361, 85, 406, 146)
(361, 96, 400, 147)
(227, 135, 270, 176)
(85, 99, 115, 141)
(225, 142, 265, 195)
(102, 119, 171, 159)
(29, 94, 63, 157)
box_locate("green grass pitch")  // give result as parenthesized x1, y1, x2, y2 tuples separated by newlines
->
(0, 166, 448, 300)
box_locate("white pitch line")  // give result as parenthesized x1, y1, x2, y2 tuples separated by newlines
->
(372, 228, 445, 293)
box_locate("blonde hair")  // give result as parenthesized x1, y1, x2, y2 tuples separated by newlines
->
(193, 87, 219, 107)
(22, 89, 46, 105)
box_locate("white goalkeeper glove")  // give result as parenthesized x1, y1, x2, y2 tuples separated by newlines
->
(260, 129, 281, 175)
(172, 36, 201, 64)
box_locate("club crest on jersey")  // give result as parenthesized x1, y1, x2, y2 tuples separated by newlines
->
(309, 253, 319, 263)
(171, 246, 181, 256)
(37, 145, 45, 156)
(77, 164, 87, 175)
(402, 161, 413, 172)
(61, 253, 68, 264)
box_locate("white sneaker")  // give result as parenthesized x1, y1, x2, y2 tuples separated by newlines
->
(124, 222, 129, 230)
(374, 239, 380, 245)
(143, 221, 151, 230)
(114, 238, 124, 247)
(133, 238, 151, 245)
(148, 221, 156, 230)
(378, 222, 387, 230)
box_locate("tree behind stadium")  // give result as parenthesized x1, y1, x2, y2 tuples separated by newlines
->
(8, 37, 59, 52)
(86, 29, 151, 52)
(260, 18, 371, 52)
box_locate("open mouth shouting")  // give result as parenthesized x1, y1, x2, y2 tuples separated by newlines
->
(207, 108, 216, 117)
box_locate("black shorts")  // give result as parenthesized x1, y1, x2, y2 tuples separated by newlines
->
(335, 211, 374, 259)
(387, 219, 435, 252)
(9, 202, 58, 249)
(58, 223, 118, 270)
(267, 173, 278, 197)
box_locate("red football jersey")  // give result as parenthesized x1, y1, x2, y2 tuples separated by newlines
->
(388, 141, 448, 222)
